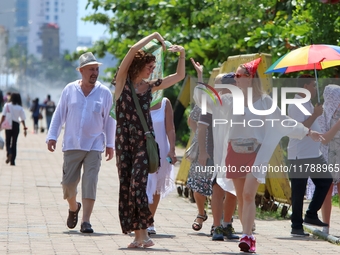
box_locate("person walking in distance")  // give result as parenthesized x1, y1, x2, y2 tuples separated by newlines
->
(46, 52, 115, 233)
(30, 98, 42, 133)
(43, 94, 56, 131)
(0, 93, 28, 165)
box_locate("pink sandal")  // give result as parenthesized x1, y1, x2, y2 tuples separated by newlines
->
(127, 241, 142, 248)
(142, 238, 155, 248)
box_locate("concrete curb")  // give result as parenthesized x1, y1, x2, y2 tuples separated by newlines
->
(304, 225, 340, 245)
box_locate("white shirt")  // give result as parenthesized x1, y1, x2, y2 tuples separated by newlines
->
(2, 103, 26, 123)
(287, 94, 322, 160)
(46, 80, 116, 152)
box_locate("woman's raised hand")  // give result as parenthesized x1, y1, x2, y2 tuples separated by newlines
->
(190, 58, 203, 76)
(153, 32, 166, 51)
(168, 45, 185, 53)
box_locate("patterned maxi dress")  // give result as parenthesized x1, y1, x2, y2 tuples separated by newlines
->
(115, 78, 162, 234)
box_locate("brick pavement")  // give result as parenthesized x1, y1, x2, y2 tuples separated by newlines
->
(1, 115, 340, 254)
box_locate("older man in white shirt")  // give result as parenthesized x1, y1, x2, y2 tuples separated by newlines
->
(47, 52, 115, 234)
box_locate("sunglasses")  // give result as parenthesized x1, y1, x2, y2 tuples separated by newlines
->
(235, 73, 250, 78)
(146, 65, 156, 71)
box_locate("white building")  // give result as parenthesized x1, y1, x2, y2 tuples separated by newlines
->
(28, 0, 77, 58)
(0, 0, 77, 59)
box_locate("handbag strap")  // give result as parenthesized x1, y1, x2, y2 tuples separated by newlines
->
(128, 78, 151, 135)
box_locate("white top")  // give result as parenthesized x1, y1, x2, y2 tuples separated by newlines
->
(287, 94, 322, 160)
(2, 103, 26, 123)
(46, 80, 116, 152)
(193, 84, 308, 189)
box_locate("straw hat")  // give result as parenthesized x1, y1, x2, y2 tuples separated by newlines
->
(76, 52, 102, 70)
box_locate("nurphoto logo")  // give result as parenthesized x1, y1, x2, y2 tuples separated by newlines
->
(198, 82, 312, 128)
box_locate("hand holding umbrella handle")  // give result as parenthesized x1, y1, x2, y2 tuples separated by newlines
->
(313, 104, 323, 118)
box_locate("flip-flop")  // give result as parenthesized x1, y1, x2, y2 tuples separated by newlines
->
(67, 202, 81, 229)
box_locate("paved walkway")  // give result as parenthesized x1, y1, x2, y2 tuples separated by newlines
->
(1, 115, 340, 254)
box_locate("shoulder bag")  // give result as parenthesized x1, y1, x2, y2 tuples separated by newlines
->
(1, 104, 12, 130)
(128, 79, 160, 173)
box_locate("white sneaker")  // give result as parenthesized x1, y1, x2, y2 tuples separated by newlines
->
(147, 225, 156, 235)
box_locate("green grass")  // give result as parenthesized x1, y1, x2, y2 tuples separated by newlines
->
(255, 207, 287, 220)
(233, 206, 288, 221)
(332, 195, 339, 207)
(255, 195, 340, 220)
(232, 196, 339, 221)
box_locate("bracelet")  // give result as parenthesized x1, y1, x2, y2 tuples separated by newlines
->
(306, 128, 311, 136)
(24, 127, 28, 130)
(179, 56, 185, 59)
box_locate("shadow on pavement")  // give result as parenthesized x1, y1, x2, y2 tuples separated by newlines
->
(148, 234, 176, 238)
(62, 231, 119, 236)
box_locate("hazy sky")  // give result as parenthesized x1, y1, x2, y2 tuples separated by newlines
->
(77, 0, 108, 41)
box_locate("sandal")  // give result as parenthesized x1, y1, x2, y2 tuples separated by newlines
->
(67, 202, 81, 229)
(192, 210, 208, 231)
(142, 238, 155, 248)
(127, 240, 142, 248)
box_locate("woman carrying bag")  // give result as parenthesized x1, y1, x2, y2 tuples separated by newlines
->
(0, 93, 27, 165)
(112, 32, 185, 248)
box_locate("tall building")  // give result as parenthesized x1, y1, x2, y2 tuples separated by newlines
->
(40, 23, 59, 61)
(0, 1, 16, 48)
(0, 26, 8, 73)
(28, 0, 77, 58)
(0, 0, 77, 59)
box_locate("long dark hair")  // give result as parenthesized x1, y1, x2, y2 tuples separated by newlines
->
(33, 98, 39, 112)
(10, 93, 22, 106)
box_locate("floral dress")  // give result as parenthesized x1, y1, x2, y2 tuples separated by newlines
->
(186, 105, 213, 197)
(115, 78, 162, 234)
(328, 109, 340, 185)
(306, 110, 340, 198)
